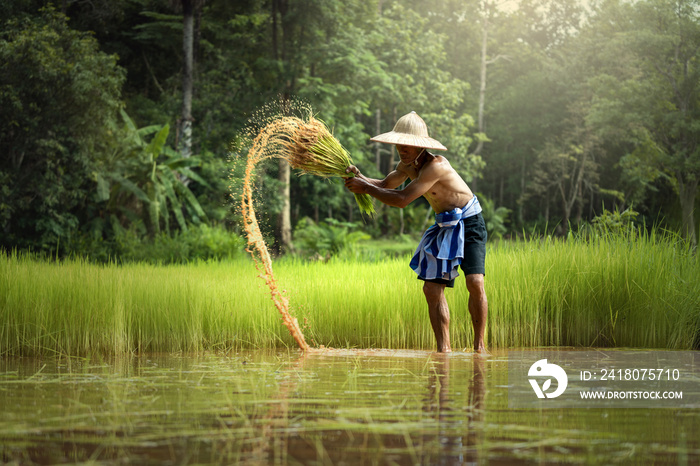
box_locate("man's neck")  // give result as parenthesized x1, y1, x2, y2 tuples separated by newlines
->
(412, 149, 428, 170)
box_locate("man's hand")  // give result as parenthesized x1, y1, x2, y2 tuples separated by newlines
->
(344, 175, 370, 194)
(345, 165, 361, 177)
(344, 165, 369, 194)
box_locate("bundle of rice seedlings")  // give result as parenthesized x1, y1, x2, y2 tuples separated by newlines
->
(275, 116, 376, 217)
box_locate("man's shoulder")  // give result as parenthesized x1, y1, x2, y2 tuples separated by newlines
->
(423, 153, 452, 173)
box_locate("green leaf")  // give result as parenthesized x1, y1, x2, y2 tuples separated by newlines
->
(180, 168, 212, 188)
(147, 183, 160, 234)
(174, 180, 208, 221)
(136, 125, 163, 139)
(146, 124, 170, 160)
(105, 174, 150, 204)
(120, 108, 137, 133)
(95, 173, 110, 202)
(159, 168, 188, 231)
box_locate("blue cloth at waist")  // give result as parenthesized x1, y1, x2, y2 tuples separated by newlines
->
(435, 196, 482, 227)
(409, 196, 482, 281)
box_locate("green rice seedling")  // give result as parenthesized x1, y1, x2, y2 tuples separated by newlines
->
(480, 231, 700, 350)
(275, 231, 699, 351)
(0, 252, 288, 356)
(274, 116, 375, 217)
(1, 230, 698, 356)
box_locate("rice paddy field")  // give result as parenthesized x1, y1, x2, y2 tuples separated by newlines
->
(2, 234, 700, 464)
(1, 233, 698, 356)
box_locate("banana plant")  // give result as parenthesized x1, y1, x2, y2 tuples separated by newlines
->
(294, 217, 370, 257)
(96, 109, 209, 236)
(478, 195, 511, 240)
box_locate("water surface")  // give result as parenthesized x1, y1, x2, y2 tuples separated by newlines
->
(1, 349, 697, 464)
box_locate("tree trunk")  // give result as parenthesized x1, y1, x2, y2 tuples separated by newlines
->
(271, 0, 293, 254)
(559, 147, 588, 237)
(469, 3, 489, 195)
(560, 193, 572, 237)
(180, 0, 194, 162)
(498, 175, 504, 207)
(518, 155, 526, 225)
(277, 158, 293, 254)
(474, 3, 488, 157)
(375, 108, 382, 173)
(574, 180, 583, 227)
(677, 174, 698, 249)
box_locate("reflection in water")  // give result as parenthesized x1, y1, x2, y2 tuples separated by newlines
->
(467, 356, 486, 463)
(424, 354, 486, 465)
(243, 353, 301, 464)
(1, 351, 698, 465)
(217, 351, 312, 464)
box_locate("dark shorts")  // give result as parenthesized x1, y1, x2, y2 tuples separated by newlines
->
(418, 212, 487, 288)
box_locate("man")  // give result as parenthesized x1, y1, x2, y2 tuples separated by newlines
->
(344, 111, 488, 353)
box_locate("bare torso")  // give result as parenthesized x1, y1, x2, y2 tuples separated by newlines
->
(396, 152, 473, 213)
(344, 148, 474, 213)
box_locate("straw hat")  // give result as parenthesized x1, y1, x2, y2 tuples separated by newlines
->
(370, 111, 447, 151)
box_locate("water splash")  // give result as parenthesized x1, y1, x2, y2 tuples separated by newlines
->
(235, 105, 311, 351)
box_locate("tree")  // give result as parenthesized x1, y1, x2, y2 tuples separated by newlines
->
(445, 0, 586, 228)
(525, 127, 600, 235)
(473, 0, 513, 157)
(176, 0, 200, 162)
(0, 8, 125, 251)
(97, 110, 209, 238)
(586, 0, 700, 246)
(268, 0, 332, 253)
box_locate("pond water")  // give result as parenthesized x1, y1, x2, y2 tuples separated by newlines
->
(1, 349, 698, 465)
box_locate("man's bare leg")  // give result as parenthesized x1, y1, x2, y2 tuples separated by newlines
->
(423, 281, 451, 353)
(465, 274, 488, 353)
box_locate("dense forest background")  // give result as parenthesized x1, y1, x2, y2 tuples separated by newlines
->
(1, 0, 699, 261)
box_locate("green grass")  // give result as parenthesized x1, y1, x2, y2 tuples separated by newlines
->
(485, 233, 699, 349)
(1, 232, 698, 356)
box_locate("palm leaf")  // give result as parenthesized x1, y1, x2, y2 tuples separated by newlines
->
(147, 183, 160, 234)
(174, 179, 207, 221)
(180, 167, 212, 188)
(159, 168, 188, 231)
(106, 173, 150, 204)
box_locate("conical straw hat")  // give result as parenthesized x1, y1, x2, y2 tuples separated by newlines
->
(370, 111, 447, 151)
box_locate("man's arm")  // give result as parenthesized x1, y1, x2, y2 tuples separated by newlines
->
(345, 165, 408, 190)
(345, 161, 442, 209)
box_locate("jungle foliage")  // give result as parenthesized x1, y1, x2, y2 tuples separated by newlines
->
(1, 0, 698, 260)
